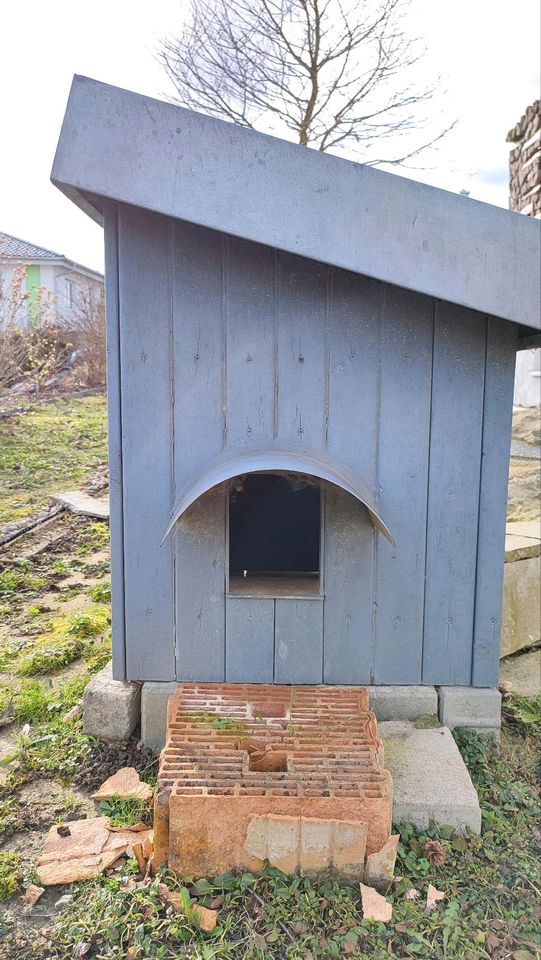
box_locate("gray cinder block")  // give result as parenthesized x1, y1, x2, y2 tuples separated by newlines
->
(82, 661, 141, 741)
(438, 686, 502, 735)
(141, 681, 178, 753)
(366, 686, 438, 722)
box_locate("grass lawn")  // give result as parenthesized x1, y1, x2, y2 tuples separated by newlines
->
(0, 396, 539, 959)
(0, 395, 107, 525)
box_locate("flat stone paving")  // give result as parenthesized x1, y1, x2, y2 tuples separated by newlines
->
(380, 721, 482, 835)
(52, 490, 110, 519)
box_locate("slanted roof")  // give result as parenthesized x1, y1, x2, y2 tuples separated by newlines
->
(52, 75, 540, 335)
(0, 231, 63, 260)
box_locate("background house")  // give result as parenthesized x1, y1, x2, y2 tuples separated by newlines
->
(0, 230, 103, 329)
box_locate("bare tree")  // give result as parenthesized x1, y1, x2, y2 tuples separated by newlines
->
(159, 0, 452, 165)
(64, 286, 106, 388)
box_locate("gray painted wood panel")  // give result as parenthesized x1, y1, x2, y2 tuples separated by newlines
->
(274, 599, 324, 684)
(225, 238, 275, 446)
(422, 303, 487, 685)
(176, 491, 226, 681)
(326, 270, 380, 483)
(472, 318, 518, 687)
(373, 287, 433, 683)
(276, 254, 328, 446)
(323, 485, 373, 683)
(118, 206, 175, 680)
(226, 598, 274, 682)
(172, 220, 225, 482)
(103, 203, 126, 680)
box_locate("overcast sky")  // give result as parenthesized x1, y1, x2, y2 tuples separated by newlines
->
(0, 0, 539, 273)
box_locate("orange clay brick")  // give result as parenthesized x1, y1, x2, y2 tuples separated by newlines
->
(155, 683, 392, 877)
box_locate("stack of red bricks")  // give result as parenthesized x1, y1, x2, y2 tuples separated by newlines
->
(154, 683, 393, 879)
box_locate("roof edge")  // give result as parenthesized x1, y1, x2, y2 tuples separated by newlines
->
(52, 76, 541, 332)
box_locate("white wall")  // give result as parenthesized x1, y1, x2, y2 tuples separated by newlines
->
(514, 348, 541, 407)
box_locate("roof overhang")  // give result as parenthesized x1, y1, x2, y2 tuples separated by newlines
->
(52, 76, 540, 334)
(163, 445, 395, 546)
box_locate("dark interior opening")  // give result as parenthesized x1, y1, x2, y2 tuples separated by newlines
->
(229, 473, 320, 596)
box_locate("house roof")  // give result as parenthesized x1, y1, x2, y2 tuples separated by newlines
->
(52, 76, 540, 335)
(0, 230, 103, 282)
(0, 231, 63, 260)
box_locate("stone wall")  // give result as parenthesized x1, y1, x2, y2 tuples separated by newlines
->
(506, 100, 541, 216)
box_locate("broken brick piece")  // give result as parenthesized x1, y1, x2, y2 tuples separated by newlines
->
(91, 767, 153, 802)
(360, 883, 393, 923)
(364, 834, 400, 891)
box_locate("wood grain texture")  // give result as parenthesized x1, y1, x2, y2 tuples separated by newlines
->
(276, 253, 328, 447)
(225, 237, 275, 447)
(118, 206, 175, 680)
(274, 599, 324, 684)
(323, 485, 373, 683)
(472, 318, 518, 686)
(422, 303, 487, 685)
(172, 220, 224, 483)
(176, 491, 226, 681)
(103, 203, 126, 680)
(226, 597, 275, 682)
(373, 286, 433, 683)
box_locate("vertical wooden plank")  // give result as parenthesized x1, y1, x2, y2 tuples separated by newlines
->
(226, 598, 275, 682)
(172, 221, 227, 678)
(422, 304, 487, 685)
(103, 202, 126, 680)
(326, 270, 380, 480)
(472, 318, 518, 687)
(323, 485, 373, 683)
(274, 599, 323, 684)
(176, 491, 226, 681)
(118, 206, 175, 680)
(373, 288, 433, 683)
(276, 253, 327, 446)
(225, 238, 275, 446)
(172, 220, 224, 482)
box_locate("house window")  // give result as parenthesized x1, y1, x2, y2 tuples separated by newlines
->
(64, 279, 75, 308)
(229, 473, 321, 597)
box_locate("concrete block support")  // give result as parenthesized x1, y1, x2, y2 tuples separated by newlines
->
(141, 681, 178, 753)
(83, 662, 141, 740)
(381, 721, 482, 834)
(366, 686, 438, 722)
(438, 687, 502, 736)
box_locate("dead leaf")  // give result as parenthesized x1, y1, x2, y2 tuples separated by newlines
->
(404, 888, 420, 900)
(157, 883, 218, 931)
(56, 824, 71, 838)
(91, 767, 153, 802)
(360, 883, 392, 923)
(21, 884, 44, 907)
(426, 884, 445, 910)
(423, 838, 446, 865)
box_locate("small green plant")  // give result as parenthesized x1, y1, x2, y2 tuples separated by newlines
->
(502, 691, 541, 736)
(90, 579, 111, 603)
(99, 796, 151, 828)
(0, 853, 22, 900)
(0, 566, 46, 599)
(16, 641, 85, 676)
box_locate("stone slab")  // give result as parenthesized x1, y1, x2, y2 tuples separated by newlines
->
(141, 681, 178, 754)
(52, 490, 110, 519)
(366, 686, 438, 722)
(500, 649, 541, 698)
(380, 721, 481, 834)
(438, 686, 501, 736)
(83, 662, 141, 740)
(501, 555, 541, 656)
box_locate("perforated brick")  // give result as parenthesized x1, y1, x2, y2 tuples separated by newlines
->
(154, 683, 392, 876)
